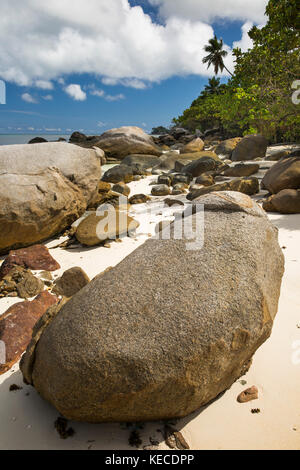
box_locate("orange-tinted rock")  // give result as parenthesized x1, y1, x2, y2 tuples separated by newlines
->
(0, 245, 60, 281)
(237, 385, 259, 403)
(0, 291, 58, 374)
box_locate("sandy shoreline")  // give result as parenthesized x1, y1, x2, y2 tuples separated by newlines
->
(0, 173, 299, 450)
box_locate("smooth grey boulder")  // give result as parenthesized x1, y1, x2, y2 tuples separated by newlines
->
(0, 142, 101, 203)
(21, 192, 284, 423)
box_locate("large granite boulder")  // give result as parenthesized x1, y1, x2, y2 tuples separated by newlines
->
(21, 192, 284, 423)
(0, 168, 86, 254)
(95, 127, 161, 159)
(0, 142, 101, 203)
(232, 135, 268, 161)
(261, 156, 300, 194)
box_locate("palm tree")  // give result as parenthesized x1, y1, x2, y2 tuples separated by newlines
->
(204, 77, 221, 94)
(202, 35, 233, 76)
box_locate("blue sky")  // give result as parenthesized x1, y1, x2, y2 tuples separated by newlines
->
(0, 0, 267, 135)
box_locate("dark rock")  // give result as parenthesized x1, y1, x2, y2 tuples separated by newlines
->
(157, 175, 171, 186)
(170, 174, 192, 185)
(129, 194, 151, 205)
(261, 156, 300, 194)
(112, 183, 130, 197)
(223, 163, 260, 177)
(151, 185, 171, 196)
(182, 156, 221, 177)
(232, 135, 268, 161)
(262, 189, 300, 214)
(28, 137, 48, 144)
(102, 165, 134, 184)
(195, 174, 215, 186)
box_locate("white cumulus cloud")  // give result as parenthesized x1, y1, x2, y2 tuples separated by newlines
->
(21, 93, 38, 104)
(0, 0, 265, 88)
(35, 80, 54, 90)
(149, 0, 268, 24)
(64, 84, 87, 101)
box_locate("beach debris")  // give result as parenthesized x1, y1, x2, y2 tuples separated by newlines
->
(54, 417, 75, 439)
(53, 267, 90, 298)
(20, 192, 284, 423)
(0, 244, 60, 281)
(237, 385, 258, 403)
(0, 291, 58, 375)
(51, 237, 78, 249)
(128, 430, 142, 448)
(164, 425, 190, 450)
(9, 384, 23, 392)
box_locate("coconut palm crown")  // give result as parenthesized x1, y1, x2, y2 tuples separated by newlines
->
(202, 35, 233, 76)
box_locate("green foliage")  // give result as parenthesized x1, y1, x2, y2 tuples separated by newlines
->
(174, 0, 300, 143)
(151, 126, 170, 135)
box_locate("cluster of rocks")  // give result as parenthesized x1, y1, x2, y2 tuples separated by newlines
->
(69, 126, 161, 163)
(0, 244, 91, 375)
(0, 126, 298, 425)
(262, 154, 300, 214)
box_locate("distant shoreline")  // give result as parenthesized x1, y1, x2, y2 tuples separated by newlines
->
(0, 134, 70, 146)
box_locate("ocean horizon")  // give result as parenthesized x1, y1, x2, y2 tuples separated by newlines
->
(0, 134, 70, 146)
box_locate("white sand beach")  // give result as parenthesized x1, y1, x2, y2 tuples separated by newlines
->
(0, 174, 299, 451)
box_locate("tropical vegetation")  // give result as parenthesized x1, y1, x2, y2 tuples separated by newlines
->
(173, 0, 300, 143)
